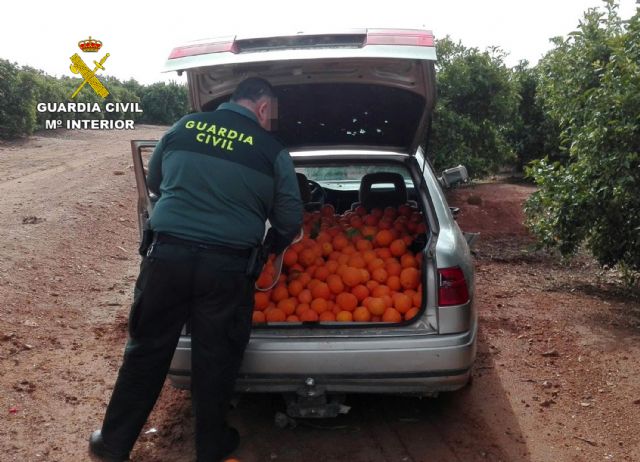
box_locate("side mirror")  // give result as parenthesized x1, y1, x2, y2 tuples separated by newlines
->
(439, 165, 469, 188)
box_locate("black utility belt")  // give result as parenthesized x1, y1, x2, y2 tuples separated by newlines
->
(153, 233, 252, 257)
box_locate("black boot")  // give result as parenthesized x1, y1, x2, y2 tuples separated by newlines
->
(89, 430, 130, 462)
(198, 425, 240, 462)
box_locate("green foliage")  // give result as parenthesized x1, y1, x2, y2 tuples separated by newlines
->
(0, 59, 38, 138)
(0, 61, 189, 139)
(428, 37, 518, 176)
(508, 61, 562, 171)
(138, 82, 190, 125)
(525, 1, 640, 271)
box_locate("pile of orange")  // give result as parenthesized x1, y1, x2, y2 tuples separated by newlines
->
(253, 204, 427, 325)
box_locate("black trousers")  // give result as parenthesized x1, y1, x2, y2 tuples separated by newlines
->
(100, 240, 254, 461)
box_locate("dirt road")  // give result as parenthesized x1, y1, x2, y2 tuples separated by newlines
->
(0, 128, 638, 461)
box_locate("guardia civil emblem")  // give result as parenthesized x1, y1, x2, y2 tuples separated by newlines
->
(69, 36, 110, 99)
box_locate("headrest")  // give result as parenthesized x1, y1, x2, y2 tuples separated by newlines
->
(359, 172, 408, 211)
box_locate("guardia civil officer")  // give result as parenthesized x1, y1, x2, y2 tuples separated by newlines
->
(89, 77, 303, 462)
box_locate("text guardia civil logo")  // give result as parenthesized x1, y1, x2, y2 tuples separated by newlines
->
(69, 36, 110, 99)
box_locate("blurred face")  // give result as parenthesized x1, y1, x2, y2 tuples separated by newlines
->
(256, 96, 278, 131)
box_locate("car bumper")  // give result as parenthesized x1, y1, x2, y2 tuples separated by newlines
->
(168, 322, 477, 394)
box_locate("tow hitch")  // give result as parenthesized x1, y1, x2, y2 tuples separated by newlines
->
(281, 378, 351, 421)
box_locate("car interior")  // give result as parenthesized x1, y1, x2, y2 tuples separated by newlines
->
(295, 166, 420, 215)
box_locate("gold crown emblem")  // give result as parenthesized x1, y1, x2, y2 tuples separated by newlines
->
(78, 36, 102, 53)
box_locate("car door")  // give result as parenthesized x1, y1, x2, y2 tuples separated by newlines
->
(130, 140, 158, 239)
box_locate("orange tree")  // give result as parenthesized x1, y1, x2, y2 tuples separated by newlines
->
(525, 1, 640, 275)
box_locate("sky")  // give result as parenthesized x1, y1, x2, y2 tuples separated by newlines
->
(1, 0, 637, 84)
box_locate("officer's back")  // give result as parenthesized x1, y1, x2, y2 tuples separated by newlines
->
(146, 83, 302, 254)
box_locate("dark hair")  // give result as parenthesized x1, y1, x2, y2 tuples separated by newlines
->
(231, 77, 276, 102)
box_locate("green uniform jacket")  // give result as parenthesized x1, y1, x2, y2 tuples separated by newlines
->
(147, 102, 303, 254)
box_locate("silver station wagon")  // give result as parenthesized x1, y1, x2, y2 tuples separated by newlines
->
(131, 28, 476, 417)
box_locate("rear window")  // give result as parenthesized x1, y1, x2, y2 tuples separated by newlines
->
(298, 164, 412, 191)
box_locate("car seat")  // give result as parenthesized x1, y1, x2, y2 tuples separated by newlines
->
(351, 172, 410, 211)
(296, 173, 323, 212)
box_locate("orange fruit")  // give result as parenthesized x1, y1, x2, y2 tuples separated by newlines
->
(310, 298, 329, 314)
(271, 284, 289, 303)
(347, 254, 366, 269)
(405, 307, 419, 321)
(392, 293, 412, 314)
(277, 298, 297, 316)
(287, 280, 304, 297)
(336, 311, 353, 322)
(320, 242, 334, 257)
(286, 315, 300, 322)
(336, 292, 358, 312)
(332, 234, 349, 251)
(361, 226, 377, 240)
(319, 311, 336, 322)
(375, 229, 394, 247)
(356, 239, 373, 251)
(349, 215, 363, 228)
(296, 272, 312, 287)
(371, 267, 388, 283)
(320, 203, 335, 217)
(298, 248, 317, 267)
(400, 267, 420, 290)
(354, 205, 367, 216)
(314, 266, 330, 282)
(353, 306, 371, 322)
(256, 270, 273, 288)
(389, 239, 407, 257)
(300, 309, 319, 322)
(351, 284, 369, 303)
(342, 245, 356, 255)
(365, 279, 379, 291)
(359, 268, 370, 283)
(325, 260, 339, 274)
(283, 248, 298, 267)
(387, 275, 401, 291)
(297, 289, 312, 304)
(382, 308, 402, 323)
(326, 274, 345, 295)
(367, 258, 385, 272)
(367, 297, 386, 316)
(341, 266, 362, 287)
(400, 253, 418, 268)
(265, 308, 286, 322)
(375, 247, 392, 259)
(310, 281, 331, 300)
(362, 249, 377, 263)
(254, 292, 270, 311)
(383, 206, 397, 219)
(252, 311, 266, 324)
(386, 260, 402, 276)
(371, 285, 391, 297)
(364, 214, 379, 226)
(295, 303, 310, 317)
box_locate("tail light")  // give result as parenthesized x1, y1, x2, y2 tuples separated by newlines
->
(438, 267, 469, 306)
(366, 29, 434, 47)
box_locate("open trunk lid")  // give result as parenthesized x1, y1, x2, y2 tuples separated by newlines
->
(164, 29, 437, 154)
